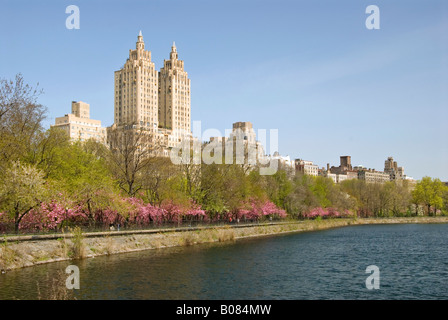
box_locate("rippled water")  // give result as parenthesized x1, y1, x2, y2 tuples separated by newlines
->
(1, 223, 448, 300)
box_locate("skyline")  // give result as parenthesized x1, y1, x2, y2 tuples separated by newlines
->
(1, 0, 447, 180)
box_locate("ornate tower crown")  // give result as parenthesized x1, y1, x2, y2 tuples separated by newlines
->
(170, 41, 178, 60)
(137, 30, 144, 50)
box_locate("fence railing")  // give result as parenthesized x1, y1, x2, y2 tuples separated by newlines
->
(0, 217, 290, 237)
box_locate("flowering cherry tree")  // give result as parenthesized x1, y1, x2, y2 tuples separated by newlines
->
(236, 198, 287, 221)
(303, 207, 353, 219)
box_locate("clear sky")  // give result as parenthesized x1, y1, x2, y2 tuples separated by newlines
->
(1, 0, 447, 181)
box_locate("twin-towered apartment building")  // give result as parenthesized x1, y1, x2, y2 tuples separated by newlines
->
(53, 31, 192, 156)
(111, 31, 191, 147)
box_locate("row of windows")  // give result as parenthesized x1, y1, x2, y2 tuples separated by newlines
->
(70, 126, 105, 133)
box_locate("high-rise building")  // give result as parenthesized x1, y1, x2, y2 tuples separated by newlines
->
(109, 32, 192, 156)
(114, 31, 159, 131)
(158, 42, 191, 136)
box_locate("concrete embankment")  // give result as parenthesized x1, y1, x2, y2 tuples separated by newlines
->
(1, 217, 448, 271)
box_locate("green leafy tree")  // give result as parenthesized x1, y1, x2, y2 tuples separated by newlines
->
(389, 180, 412, 216)
(310, 176, 333, 208)
(26, 126, 71, 177)
(341, 179, 376, 217)
(265, 170, 292, 210)
(51, 141, 117, 221)
(0, 161, 47, 233)
(106, 125, 159, 196)
(412, 177, 446, 216)
(284, 174, 319, 218)
(0, 74, 46, 167)
(140, 157, 179, 205)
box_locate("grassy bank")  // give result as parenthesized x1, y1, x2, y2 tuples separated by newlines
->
(1, 216, 448, 272)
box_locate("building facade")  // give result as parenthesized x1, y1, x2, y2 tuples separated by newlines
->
(114, 31, 159, 130)
(329, 155, 353, 175)
(53, 101, 107, 144)
(295, 159, 319, 176)
(384, 156, 405, 181)
(229, 122, 257, 144)
(357, 168, 391, 183)
(158, 42, 191, 136)
(319, 169, 349, 184)
(207, 121, 267, 166)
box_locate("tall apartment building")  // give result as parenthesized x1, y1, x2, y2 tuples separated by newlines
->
(53, 101, 107, 144)
(110, 32, 192, 155)
(114, 31, 159, 131)
(158, 42, 191, 136)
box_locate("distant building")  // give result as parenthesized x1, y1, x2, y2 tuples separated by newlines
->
(346, 170, 359, 180)
(357, 168, 390, 183)
(321, 155, 356, 183)
(229, 121, 257, 145)
(324, 155, 414, 184)
(337, 173, 348, 183)
(329, 156, 353, 174)
(206, 121, 267, 168)
(384, 156, 405, 180)
(272, 152, 295, 169)
(295, 159, 319, 176)
(53, 101, 107, 144)
(319, 167, 349, 183)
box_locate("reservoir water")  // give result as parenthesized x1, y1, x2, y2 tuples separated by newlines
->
(1, 223, 447, 300)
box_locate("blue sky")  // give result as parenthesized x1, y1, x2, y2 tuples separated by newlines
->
(1, 0, 447, 180)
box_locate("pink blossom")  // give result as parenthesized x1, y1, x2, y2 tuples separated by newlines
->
(303, 207, 351, 219)
(236, 199, 287, 220)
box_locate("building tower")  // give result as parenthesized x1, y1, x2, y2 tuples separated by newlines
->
(384, 156, 404, 180)
(229, 122, 257, 144)
(114, 31, 159, 131)
(72, 101, 90, 119)
(340, 156, 352, 171)
(158, 42, 191, 137)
